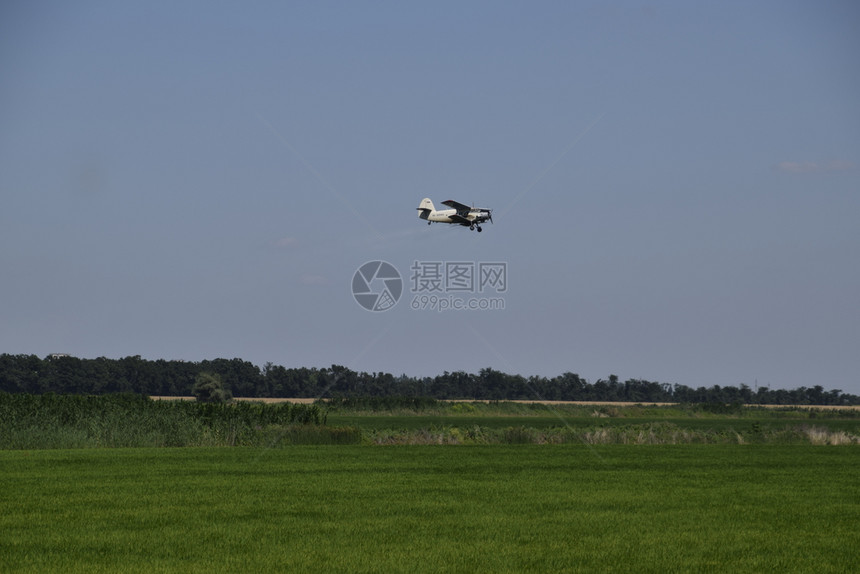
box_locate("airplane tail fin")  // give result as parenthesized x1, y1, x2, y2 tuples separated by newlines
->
(417, 198, 434, 220)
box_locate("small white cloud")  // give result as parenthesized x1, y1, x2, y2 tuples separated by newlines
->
(776, 161, 817, 173)
(775, 160, 855, 174)
(275, 237, 299, 248)
(824, 160, 856, 171)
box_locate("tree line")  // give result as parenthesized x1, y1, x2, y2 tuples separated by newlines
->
(0, 354, 857, 405)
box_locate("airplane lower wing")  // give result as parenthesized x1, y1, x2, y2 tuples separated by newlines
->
(448, 214, 473, 225)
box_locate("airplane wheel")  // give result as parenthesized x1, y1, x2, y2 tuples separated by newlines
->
(469, 225, 474, 231)
(428, 222, 431, 225)
(477, 226, 482, 232)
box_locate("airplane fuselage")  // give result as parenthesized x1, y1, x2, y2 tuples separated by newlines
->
(423, 208, 467, 223)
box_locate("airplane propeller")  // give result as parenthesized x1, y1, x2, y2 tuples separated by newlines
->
(471, 202, 493, 224)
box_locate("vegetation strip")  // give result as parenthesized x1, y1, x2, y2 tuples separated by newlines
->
(2, 393, 858, 449)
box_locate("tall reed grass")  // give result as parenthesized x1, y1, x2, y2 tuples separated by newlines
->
(362, 422, 860, 445)
(0, 393, 352, 448)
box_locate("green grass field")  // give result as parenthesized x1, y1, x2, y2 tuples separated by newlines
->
(2, 445, 858, 573)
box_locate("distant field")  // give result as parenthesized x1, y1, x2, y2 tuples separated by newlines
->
(326, 413, 860, 434)
(152, 396, 317, 403)
(143, 396, 859, 445)
(152, 396, 860, 410)
(2, 445, 857, 573)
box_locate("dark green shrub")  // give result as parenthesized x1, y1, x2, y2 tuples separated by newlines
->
(192, 372, 233, 403)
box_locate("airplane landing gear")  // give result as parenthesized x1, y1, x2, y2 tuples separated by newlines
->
(476, 226, 482, 232)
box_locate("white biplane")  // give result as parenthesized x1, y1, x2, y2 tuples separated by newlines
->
(417, 198, 493, 232)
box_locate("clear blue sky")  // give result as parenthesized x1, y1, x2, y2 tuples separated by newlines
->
(2, 1, 858, 394)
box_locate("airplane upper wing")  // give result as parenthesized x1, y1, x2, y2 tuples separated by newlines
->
(441, 199, 472, 211)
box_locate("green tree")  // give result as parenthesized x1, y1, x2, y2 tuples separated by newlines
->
(192, 372, 232, 403)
